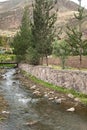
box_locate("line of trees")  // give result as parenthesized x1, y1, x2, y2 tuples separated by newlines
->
(12, 0, 57, 65)
(53, 0, 87, 68)
(66, 0, 87, 65)
(12, 0, 87, 68)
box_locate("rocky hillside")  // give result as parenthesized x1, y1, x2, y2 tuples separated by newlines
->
(0, 0, 86, 37)
(0, 0, 31, 31)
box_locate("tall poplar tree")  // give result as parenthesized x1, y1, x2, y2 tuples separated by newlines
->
(31, 0, 57, 65)
(12, 6, 31, 62)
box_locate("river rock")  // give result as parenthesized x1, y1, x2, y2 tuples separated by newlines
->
(44, 94, 49, 98)
(49, 91, 54, 94)
(68, 94, 74, 99)
(30, 85, 37, 90)
(33, 90, 41, 97)
(66, 107, 75, 112)
(25, 120, 38, 126)
(13, 81, 17, 84)
(55, 98, 62, 104)
(74, 98, 80, 102)
(2, 111, 10, 114)
(54, 96, 58, 99)
(2, 76, 6, 80)
(48, 97, 54, 100)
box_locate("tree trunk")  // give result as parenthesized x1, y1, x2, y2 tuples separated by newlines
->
(79, 47, 82, 66)
(46, 54, 48, 66)
(40, 56, 43, 65)
(80, 54, 82, 66)
(61, 58, 65, 69)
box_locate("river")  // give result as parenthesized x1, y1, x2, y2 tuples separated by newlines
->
(0, 69, 87, 130)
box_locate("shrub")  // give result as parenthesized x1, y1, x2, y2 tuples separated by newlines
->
(26, 47, 40, 65)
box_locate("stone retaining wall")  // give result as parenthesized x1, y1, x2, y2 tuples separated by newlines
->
(19, 64, 87, 94)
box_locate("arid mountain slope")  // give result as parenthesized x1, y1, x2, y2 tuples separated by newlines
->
(0, 0, 86, 37)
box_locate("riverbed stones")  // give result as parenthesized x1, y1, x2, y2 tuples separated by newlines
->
(74, 98, 80, 102)
(0, 95, 9, 121)
(48, 97, 54, 100)
(30, 85, 37, 90)
(44, 93, 49, 98)
(12, 81, 17, 85)
(49, 91, 54, 94)
(2, 111, 10, 114)
(33, 90, 42, 97)
(18, 67, 86, 112)
(68, 94, 74, 99)
(66, 107, 75, 112)
(24, 120, 38, 126)
(54, 98, 62, 104)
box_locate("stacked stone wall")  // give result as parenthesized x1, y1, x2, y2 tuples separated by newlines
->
(19, 64, 87, 94)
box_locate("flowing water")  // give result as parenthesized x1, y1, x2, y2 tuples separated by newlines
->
(0, 69, 87, 130)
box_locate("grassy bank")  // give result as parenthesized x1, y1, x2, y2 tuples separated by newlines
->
(0, 54, 17, 68)
(0, 95, 9, 122)
(0, 54, 16, 62)
(0, 64, 17, 68)
(21, 70, 87, 105)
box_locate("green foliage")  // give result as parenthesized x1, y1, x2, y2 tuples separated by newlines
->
(32, 0, 57, 65)
(74, 7, 85, 21)
(0, 36, 2, 46)
(12, 1, 57, 65)
(0, 54, 16, 62)
(53, 39, 70, 69)
(0, 36, 9, 48)
(66, 2, 87, 65)
(67, 27, 87, 54)
(0, 54, 16, 68)
(26, 47, 40, 65)
(0, 64, 16, 68)
(12, 6, 31, 62)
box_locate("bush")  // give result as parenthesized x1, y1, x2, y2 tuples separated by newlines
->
(26, 47, 40, 65)
(53, 39, 70, 69)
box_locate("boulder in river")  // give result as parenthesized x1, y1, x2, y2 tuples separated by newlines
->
(2, 111, 10, 114)
(24, 120, 38, 126)
(66, 107, 75, 112)
(30, 85, 37, 90)
(55, 98, 62, 104)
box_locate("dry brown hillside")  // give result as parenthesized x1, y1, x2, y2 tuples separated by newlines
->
(0, 0, 86, 37)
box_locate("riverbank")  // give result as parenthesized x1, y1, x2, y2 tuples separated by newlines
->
(1, 68, 87, 130)
(0, 69, 9, 122)
(18, 69, 87, 114)
(0, 95, 9, 122)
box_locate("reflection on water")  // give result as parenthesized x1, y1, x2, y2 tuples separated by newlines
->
(0, 69, 87, 130)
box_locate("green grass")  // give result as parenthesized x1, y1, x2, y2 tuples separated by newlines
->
(21, 70, 87, 104)
(0, 64, 17, 68)
(0, 117, 6, 122)
(50, 65, 87, 71)
(0, 54, 17, 68)
(0, 54, 16, 62)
